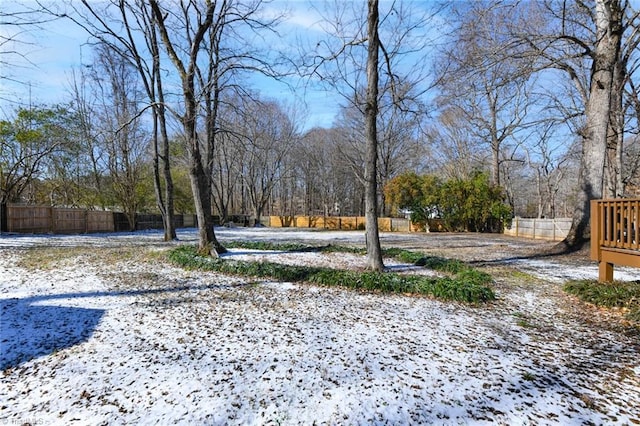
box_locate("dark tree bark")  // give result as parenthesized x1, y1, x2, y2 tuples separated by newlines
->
(150, 0, 225, 255)
(364, 0, 384, 271)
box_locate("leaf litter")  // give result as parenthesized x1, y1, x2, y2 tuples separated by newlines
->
(1, 228, 639, 425)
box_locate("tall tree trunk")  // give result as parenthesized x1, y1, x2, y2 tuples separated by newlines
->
(154, 33, 176, 241)
(365, 0, 384, 271)
(610, 50, 626, 198)
(158, 97, 176, 241)
(186, 101, 224, 255)
(563, 0, 623, 250)
(150, 0, 224, 255)
(151, 100, 176, 241)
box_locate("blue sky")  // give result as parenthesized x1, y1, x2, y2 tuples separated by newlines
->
(0, 0, 440, 131)
(0, 1, 359, 129)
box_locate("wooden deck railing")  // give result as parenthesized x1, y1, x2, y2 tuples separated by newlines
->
(590, 198, 640, 282)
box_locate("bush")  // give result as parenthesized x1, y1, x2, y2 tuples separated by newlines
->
(383, 170, 512, 232)
(168, 245, 495, 303)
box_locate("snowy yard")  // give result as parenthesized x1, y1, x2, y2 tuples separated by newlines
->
(1, 228, 639, 425)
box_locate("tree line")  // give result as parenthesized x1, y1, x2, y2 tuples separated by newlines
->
(1, 0, 639, 264)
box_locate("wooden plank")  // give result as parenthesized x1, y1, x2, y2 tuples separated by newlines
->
(631, 200, 640, 250)
(8, 205, 51, 233)
(601, 248, 640, 268)
(590, 200, 601, 261)
(87, 211, 115, 233)
(598, 261, 614, 282)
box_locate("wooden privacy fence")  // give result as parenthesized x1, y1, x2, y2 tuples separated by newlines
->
(266, 215, 419, 232)
(6, 205, 115, 234)
(2, 205, 421, 234)
(503, 217, 572, 241)
(590, 198, 640, 282)
(2, 204, 197, 234)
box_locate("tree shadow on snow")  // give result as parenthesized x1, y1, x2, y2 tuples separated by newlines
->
(0, 281, 248, 370)
(0, 297, 105, 370)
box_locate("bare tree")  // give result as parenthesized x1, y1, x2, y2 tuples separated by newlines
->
(210, 122, 244, 224)
(149, 0, 226, 255)
(238, 99, 297, 225)
(435, 2, 541, 188)
(362, 0, 384, 271)
(563, 0, 625, 248)
(0, 1, 58, 103)
(67, 68, 109, 210)
(425, 106, 486, 180)
(605, 2, 640, 197)
(504, 0, 630, 249)
(90, 43, 147, 230)
(152, 0, 286, 253)
(300, 1, 435, 270)
(525, 123, 572, 218)
(49, 0, 179, 240)
(131, 1, 177, 241)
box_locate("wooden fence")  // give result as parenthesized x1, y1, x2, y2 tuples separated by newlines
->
(0, 205, 454, 235)
(590, 198, 640, 282)
(1, 205, 419, 234)
(5, 205, 116, 234)
(503, 217, 572, 241)
(2, 204, 196, 234)
(265, 215, 420, 232)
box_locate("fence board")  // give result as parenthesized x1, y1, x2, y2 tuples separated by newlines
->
(53, 208, 86, 233)
(7, 205, 51, 233)
(267, 215, 411, 232)
(503, 217, 572, 241)
(391, 218, 411, 232)
(183, 214, 196, 228)
(87, 211, 115, 233)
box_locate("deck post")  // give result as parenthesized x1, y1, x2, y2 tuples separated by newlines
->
(590, 200, 601, 263)
(598, 261, 614, 282)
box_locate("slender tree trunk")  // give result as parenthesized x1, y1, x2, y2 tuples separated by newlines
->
(563, 0, 623, 250)
(150, 0, 224, 255)
(364, 0, 384, 271)
(186, 107, 223, 254)
(150, 107, 176, 241)
(154, 36, 176, 241)
(490, 98, 501, 187)
(158, 98, 176, 241)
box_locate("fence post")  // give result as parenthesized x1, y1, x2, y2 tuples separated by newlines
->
(590, 200, 602, 261)
(532, 218, 536, 239)
(0, 203, 6, 233)
(49, 206, 54, 233)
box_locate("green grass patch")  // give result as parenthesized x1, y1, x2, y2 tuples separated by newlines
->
(226, 242, 489, 282)
(168, 245, 495, 303)
(513, 312, 535, 328)
(564, 279, 640, 323)
(224, 240, 317, 252)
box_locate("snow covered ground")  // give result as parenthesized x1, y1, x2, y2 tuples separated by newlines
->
(1, 228, 639, 425)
